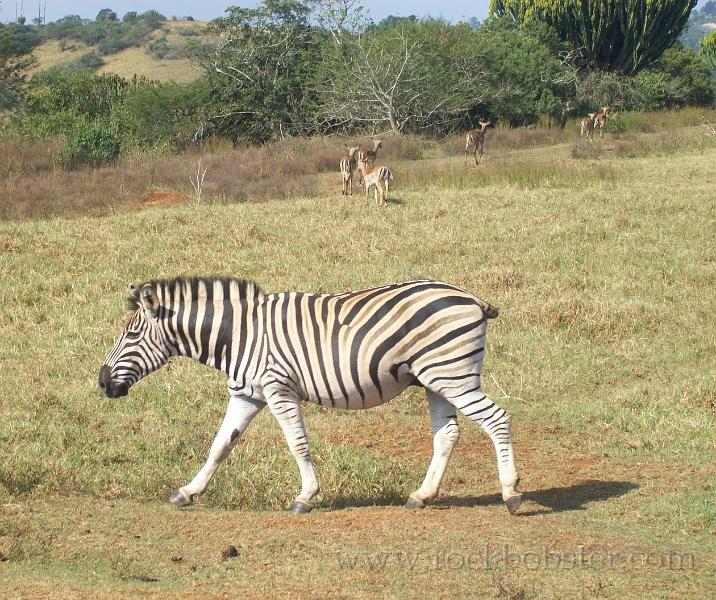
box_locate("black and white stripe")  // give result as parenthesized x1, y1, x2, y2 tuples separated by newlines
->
(100, 278, 521, 514)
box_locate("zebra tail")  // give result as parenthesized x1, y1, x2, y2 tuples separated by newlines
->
(476, 298, 499, 319)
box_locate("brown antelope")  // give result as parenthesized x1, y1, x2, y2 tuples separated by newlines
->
(357, 159, 393, 207)
(339, 146, 360, 196)
(594, 106, 610, 138)
(581, 113, 596, 139)
(356, 138, 383, 183)
(464, 122, 491, 166)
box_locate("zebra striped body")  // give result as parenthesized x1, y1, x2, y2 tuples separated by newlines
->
(100, 277, 521, 514)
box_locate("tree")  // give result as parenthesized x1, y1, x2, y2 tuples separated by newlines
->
(701, 29, 716, 68)
(318, 19, 490, 134)
(196, 0, 322, 142)
(307, 0, 367, 45)
(490, 0, 698, 74)
(0, 22, 36, 109)
(96, 9, 118, 22)
(111, 79, 216, 153)
(467, 17, 573, 126)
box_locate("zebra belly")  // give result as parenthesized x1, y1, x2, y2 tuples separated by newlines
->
(303, 365, 415, 410)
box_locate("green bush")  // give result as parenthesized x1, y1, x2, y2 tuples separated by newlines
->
(58, 125, 120, 169)
(25, 71, 128, 125)
(56, 52, 106, 73)
(111, 78, 215, 154)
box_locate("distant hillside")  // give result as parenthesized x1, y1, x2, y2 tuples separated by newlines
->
(681, 1, 716, 50)
(26, 18, 209, 83)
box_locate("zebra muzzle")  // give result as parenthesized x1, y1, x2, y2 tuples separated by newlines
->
(98, 365, 129, 398)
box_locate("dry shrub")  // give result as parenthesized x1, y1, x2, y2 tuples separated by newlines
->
(571, 142, 605, 160)
(491, 126, 573, 152)
(441, 126, 573, 158)
(0, 137, 64, 177)
(0, 137, 345, 220)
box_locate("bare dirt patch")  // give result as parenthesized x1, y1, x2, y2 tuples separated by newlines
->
(141, 192, 190, 206)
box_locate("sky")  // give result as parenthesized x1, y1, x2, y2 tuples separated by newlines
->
(1, 0, 710, 24)
(1, 1, 491, 24)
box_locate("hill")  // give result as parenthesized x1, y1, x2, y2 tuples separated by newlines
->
(30, 19, 206, 83)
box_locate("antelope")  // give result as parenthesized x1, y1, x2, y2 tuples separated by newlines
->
(356, 138, 383, 184)
(594, 106, 610, 138)
(357, 159, 393, 207)
(581, 113, 596, 140)
(340, 146, 360, 196)
(464, 121, 491, 167)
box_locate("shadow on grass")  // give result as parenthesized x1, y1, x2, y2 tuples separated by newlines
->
(327, 492, 407, 510)
(434, 480, 639, 515)
(319, 480, 638, 513)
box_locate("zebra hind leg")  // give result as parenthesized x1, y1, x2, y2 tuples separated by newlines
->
(405, 391, 460, 510)
(267, 394, 320, 513)
(447, 387, 521, 515)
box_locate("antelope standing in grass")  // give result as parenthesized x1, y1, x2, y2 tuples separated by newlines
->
(594, 106, 610, 138)
(340, 146, 360, 196)
(356, 138, 383, 184)
(464, 122, 491, 167)
(357, 159, 393, 206)
(581, 113, 596, 139)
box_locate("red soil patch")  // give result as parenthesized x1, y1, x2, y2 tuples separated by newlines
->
(141, 191, 190, 205)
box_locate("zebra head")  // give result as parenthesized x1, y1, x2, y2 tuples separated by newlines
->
(99, 284, 174, 398)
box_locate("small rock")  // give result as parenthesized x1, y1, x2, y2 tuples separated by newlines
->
(171, 554, 183, 563)
(220, 545, 238, 560)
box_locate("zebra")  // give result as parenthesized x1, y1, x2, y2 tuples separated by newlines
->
(99, 277, 522, 515)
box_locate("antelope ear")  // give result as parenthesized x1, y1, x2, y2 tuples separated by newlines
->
(140, 285, 160, 315)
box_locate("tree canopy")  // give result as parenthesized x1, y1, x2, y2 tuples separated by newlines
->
(490, 0, 698, 74)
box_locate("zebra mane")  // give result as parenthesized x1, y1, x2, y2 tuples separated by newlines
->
(127, 276, 263, 310)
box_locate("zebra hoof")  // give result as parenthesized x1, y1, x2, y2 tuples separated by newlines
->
(290, 500, 313, 514)
(404, 496, 427, 510)
(505, 494, 523, 516)
(169, 490, 193, 507)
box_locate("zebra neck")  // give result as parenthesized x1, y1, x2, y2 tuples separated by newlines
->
(168, 296, 265, 379)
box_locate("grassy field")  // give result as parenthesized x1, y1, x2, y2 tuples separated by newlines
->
(0, 119, 715, 598)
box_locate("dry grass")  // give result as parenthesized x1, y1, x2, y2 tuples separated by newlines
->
(29, 39, 90, 74)
(98, 46, 200, 84)
(0, 117, 714, 598)
(4, 120, 714, 221)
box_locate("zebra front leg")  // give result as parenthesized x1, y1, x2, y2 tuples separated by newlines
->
(449, 388, 521, 514)
(405, 392, 460, 509)
(267, 394, 320, 513)
(170, 396, 266, 507)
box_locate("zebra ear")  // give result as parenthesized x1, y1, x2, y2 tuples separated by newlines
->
(140, 285, 160, 316)
(126, 284, 141, 310)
